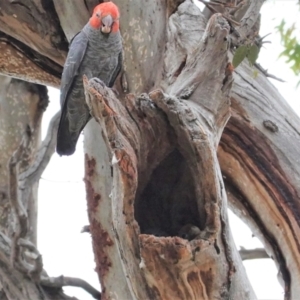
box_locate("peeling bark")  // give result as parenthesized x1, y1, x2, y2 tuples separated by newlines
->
(82, 6, 256, 297)
(218, 61, 300, 299)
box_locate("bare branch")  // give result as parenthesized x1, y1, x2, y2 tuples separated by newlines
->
(19, 111, 61, 185)
(40, 276, 101, 300)
(255, 63, 285, 82)
(239, 247, 270, 261)
(81, 225, 90, 233)
(198, 0, 241, 26)
(7, 111, 60, 281)
(0, 36, 61, 88)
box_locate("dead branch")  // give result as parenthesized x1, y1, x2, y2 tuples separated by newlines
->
(197, 0, 241, 26)
(19, 111, 61, 185)
(18, 110, 60, 234)
(255, 63, 285, 82)
(7, 111, 60, 281)
(0, 35, 61, 88)
(81, 225, 90, 233)
(40, 276, 101, 300)
(239, 247, 269, 261)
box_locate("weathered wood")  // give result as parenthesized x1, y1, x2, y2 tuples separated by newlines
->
(0, 76, 75, 299)
(0, 76, 48, 240)
(0, 1, 66, 86)
(82, 5, 256, 298)
(218, 60, 300, 299)
(0, 0, 298, 299)
(0, 1, 67, 65)
(83, 77, 175, 300)
(0, 36, 60, 87)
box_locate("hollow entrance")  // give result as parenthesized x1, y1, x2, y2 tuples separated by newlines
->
(135, 149, 202, 237)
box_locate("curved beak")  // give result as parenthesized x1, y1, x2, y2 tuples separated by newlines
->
(101, 15, 113, 34)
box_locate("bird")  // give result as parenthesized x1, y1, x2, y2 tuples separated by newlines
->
(56, 1, 123, 156)
(178, 224, 201, 241)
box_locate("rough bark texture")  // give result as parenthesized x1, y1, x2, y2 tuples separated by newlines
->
(0, 0, 299, 300)
(0, 1, 65, 86)
(0, 76, 75, 299)
(219, 61, 300, 298)
(0, 76, 48, 241)
(82, 3, 256, 297)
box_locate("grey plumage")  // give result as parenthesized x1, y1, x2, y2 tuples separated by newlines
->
(57, 23, 122, 156)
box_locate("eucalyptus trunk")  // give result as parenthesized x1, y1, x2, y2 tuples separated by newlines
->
(0, 0, 299, 300)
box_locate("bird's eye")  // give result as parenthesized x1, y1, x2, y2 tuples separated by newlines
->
(96, 12, 100, 18)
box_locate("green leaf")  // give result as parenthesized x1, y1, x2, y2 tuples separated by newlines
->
(233, 45, 249, 68)
(247, 44, 260, 66)
(276, 19, 300, 86)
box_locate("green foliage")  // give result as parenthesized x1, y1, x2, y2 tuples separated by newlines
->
(232, 45, 248, 68)
(276, 20, 300, 85)
(232, 44, 261, 68)
(248, 44, 260, 66)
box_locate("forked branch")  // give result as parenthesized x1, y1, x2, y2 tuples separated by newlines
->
(41, 275, 101, 299)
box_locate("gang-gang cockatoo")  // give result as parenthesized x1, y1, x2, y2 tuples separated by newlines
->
(57, 1, 122, 155)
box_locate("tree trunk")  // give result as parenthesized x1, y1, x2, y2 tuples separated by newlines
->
(0, 76, 75, 299)
(0, 0, 299, 300)
(219, 61, 300, 298)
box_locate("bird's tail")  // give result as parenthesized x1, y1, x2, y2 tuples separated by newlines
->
(56, 112, 81, 156)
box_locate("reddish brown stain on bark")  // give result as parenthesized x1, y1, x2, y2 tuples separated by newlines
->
(115, 149, 136, 179)
(86, 154, 96, 177)
(85, 154, 101, 213)
(84, 154, 114, 292)
(91, 218, 114, 281)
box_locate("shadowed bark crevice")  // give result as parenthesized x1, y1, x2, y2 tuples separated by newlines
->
(222, 118, 300, 230)
(0, 31, 63, 78)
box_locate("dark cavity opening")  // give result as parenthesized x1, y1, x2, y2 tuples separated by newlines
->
(135, 149, 202, 238)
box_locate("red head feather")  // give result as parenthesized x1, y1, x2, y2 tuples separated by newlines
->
(89, 2, 120, 33)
